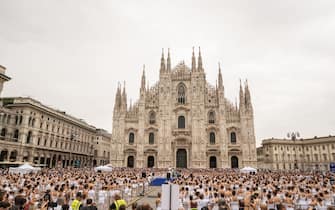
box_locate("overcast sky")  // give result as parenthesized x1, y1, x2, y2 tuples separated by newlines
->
(1, 0, 334, 146)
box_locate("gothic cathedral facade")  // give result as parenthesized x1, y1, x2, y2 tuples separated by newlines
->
(111, 49, 257, 168)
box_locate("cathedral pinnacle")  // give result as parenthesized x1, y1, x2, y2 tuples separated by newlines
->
(140, 65, 146, 92)
(114, 83, 122, 112)
(160, 48, 166, 73)
(191, 47, 196, 71)
(197, 47, 203, 71)
(218, 62, 223, 89)
(244, 79, 252, 111)
(121, 81, 127, 111)
(239, 79, 245, 111)
(167, 48, 171, 72)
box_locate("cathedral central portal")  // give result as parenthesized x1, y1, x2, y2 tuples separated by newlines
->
(176, 149, 187, 168)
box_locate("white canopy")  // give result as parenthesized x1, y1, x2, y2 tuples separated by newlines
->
(104, 163, 113, 168)
(240, 166, 257, 173)
(9, 163, 41, 174)
(94, 165, 113, 172)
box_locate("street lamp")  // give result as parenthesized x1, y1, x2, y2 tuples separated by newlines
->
(287, 131, 300, 170)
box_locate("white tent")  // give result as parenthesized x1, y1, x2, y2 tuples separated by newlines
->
(240, 166, 257, 173)
(9, 163, 41, 174)
(94, 165, 113, 172)
(104, 163, 113, 168)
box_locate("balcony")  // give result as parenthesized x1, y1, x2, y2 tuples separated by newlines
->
(172, 129, 191, 137)
(207, 143, 219, 150)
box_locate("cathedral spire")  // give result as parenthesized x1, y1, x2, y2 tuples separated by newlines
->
(140, 65, 146, 92)
(239, 79, 245, 111)
(121, 81, 127, 111)
(197, 47, 203, 71)
(191, 47, 196, 71)
(167, 48, 171, 72)
(218, 62, 223, 89)
(160, 48, 166, 73)
(114, 83, 122, 112)
(244, 79, 253, 111)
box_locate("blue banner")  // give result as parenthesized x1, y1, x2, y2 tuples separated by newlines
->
(330, 162, 335, 172)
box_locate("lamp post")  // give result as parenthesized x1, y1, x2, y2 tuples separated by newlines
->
(287, 131, 300, 170)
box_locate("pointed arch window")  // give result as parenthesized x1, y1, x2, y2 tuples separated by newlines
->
(177, 84, 186, 104)
(149, 111, 156, 124)
(149, 132, 154, 144)
(230, 132, 237, 144)
(209, 132, 215, 144)
(208, 111, 215, 124)
(129, 132, 135, 144)
(178, 116, 185, 129)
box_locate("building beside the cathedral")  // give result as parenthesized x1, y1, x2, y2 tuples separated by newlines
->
(257, 135, 335, 171)
(111, 49, 257, 168)
(0, 65, 111, 168)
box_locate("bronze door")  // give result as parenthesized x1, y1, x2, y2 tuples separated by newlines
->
(176, 149, 187, 168)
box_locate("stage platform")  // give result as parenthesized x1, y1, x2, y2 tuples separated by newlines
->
(150, 177, 174, 186)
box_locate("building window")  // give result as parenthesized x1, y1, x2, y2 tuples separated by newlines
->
(149, 132, 154, 144)
(322, 145, 325, 150)
(149, 111, 156, 124)
(1, 128, 7, 137)
(26, 131, 32, 144)
(208, 111, 215, 124)
(178, 116, 185, 129)
(37, 138, 41, 145)
(129, 132, 135, 144)
(230, 132, 237, 144)
(177, 83, 186, 104)
(13, 129, 19, 139)
(323, 154, 327, 161)
(209, 132, 215, 144)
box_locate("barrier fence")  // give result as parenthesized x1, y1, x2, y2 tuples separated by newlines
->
(93, 180, 150, 209)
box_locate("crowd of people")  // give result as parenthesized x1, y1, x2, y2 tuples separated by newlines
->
(0, 167, 161, 210)
(162, 169, 334, 210)
(0, 167, 334, 210)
